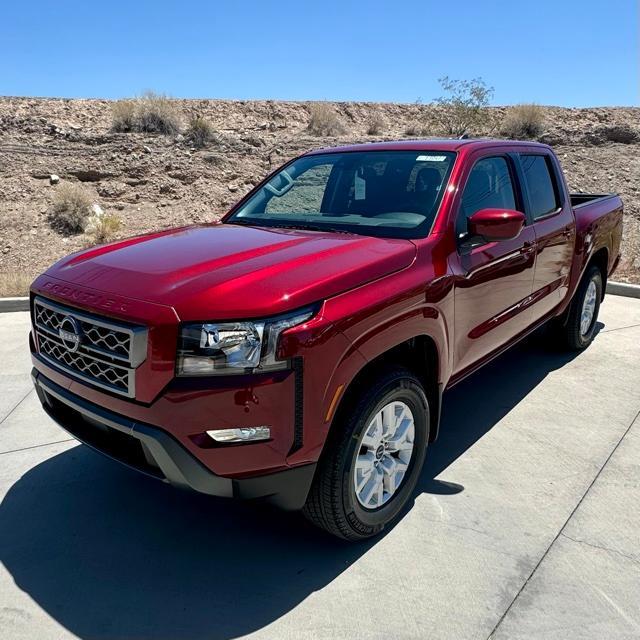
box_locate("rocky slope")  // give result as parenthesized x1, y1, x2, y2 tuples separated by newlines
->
(0, 97, 638, 295)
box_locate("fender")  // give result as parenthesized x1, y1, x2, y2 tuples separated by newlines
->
(315, 261, 453, 446)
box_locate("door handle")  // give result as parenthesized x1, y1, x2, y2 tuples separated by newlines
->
(520, 241, 536, 255)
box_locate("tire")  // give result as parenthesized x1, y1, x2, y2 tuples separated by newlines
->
(559, 265, 603, 351)
(302, 367, 429, 541)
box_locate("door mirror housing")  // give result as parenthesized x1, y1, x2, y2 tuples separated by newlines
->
(467, 208, 525, 242)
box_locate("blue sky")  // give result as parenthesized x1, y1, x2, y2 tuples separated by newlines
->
(1, 0, 637, 106)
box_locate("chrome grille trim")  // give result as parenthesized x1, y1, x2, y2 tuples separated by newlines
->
(33, 296, 148, 398)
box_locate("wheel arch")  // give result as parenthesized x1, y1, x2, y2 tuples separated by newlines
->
(330, 334, 442, 445)
(588, 246, 609, 300)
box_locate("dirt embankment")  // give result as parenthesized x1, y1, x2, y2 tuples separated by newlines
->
(0, 97, 638, 294)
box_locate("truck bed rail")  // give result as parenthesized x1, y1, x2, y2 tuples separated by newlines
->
(570, 193, 617, 209)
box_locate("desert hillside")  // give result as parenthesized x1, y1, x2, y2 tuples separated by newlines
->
(0, 97, 638, 294)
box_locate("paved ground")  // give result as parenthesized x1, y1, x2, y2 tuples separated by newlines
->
(0, 296, 639, 640)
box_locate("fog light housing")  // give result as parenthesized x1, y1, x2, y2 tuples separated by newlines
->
(206, 426, 271, 443)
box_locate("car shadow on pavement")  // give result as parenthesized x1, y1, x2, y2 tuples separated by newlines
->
(0, 324, 593, 639)
(418, 323, 594, 495)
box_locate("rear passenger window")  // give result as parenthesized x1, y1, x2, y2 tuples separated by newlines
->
(520, 155, 559, 219)
(457, 157, 517, 239)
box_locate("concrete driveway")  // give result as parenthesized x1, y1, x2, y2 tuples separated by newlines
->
(0, 296, 639, 640)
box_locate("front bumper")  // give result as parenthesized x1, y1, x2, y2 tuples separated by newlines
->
(32, 369, 316, 510)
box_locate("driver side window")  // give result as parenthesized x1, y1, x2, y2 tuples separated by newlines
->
(456, 157, 517, 240)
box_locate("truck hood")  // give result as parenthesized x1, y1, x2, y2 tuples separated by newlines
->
(43, 224, 416, 320)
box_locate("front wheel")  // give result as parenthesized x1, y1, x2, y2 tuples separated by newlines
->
(302, 368, 429, 541)
(558, 265, 603, 350)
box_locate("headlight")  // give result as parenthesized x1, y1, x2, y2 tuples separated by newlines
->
(176, 308, 314, 376)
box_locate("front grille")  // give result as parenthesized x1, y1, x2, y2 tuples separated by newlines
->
(35, 303, 133, 361)
(38, 334, 131, 392)
(33, 296, 148, 398)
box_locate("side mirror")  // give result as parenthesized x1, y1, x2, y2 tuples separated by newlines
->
(467, 208, 525, 242)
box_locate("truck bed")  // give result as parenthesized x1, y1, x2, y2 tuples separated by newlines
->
(570, 193, 617, 209)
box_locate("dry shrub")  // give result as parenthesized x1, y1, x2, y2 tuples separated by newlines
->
(50, 184, 92, 233)
(85, 211, 122, 245)
(367, 114, 385, 135)
(307, 103, 345, 136)
(112, 92, 180, 134)
(137, 91, 180, 134)
(501, 104, 545, 139)
(111, 100, 136, 132)
(404, 121, 429, 137)
(0, 272, 32, 297)
(600, 124, 638, 144)
(581, 124, 639, 146)
(203, 152, 224, 166)
(187, 116, 215, 147)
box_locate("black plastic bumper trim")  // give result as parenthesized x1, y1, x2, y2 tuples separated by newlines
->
(32, 368, 316, 510)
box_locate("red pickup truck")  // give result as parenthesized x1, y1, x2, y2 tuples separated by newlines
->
(30, 139, 623, 540)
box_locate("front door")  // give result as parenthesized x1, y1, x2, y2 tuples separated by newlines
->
(451, 154, 536, 377)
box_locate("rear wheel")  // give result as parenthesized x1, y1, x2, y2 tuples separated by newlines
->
(558, 265, 603, 350)
(302, 368, 429, 541)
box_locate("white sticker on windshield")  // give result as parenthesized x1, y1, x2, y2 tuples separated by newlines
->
(354, 174, 366, 200)
(416, 155, 447, 162)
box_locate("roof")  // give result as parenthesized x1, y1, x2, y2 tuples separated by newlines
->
(305, 138, 550, 155)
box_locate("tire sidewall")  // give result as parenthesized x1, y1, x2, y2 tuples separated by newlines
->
(575, 268, 602, 347)
(341, 376, 429, 530)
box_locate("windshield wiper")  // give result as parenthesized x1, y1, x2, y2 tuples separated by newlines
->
(267, 222, 328, 232)
(227, 219, 325, 231)
(271, 222, 362, 236)
(229, 218, 359, 236)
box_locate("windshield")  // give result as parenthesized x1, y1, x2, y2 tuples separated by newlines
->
(226, 151, 456, 238)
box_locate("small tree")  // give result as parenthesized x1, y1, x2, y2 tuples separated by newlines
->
(431, 76, 494, 136)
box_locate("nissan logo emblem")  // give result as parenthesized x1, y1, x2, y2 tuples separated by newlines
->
(58, 316, 83, 353)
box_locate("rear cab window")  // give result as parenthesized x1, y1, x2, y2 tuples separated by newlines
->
(519, 154, 561, 219)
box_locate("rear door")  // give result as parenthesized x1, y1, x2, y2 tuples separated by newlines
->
(517, 152, 575, 318)
(450, 152, 536, 376)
